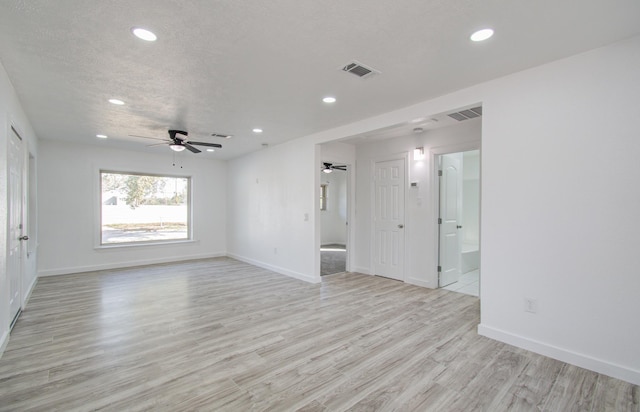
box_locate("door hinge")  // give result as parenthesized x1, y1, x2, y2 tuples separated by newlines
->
(438, 170, 443, 177)
(437, 265, 442, 272)
(438, 218, 442, 224)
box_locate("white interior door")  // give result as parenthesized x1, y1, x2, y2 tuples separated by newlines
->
(8, 127, 25, 326)
(439, 153, 462, 287)
(373, 158, 405, 281)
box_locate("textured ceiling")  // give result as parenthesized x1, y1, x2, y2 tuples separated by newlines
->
(0, 0, 639, 159)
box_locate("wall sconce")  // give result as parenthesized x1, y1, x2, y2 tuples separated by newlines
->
(413, 147, 425, 161)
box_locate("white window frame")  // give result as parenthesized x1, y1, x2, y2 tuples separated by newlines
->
(98, 169, 193, 247)
(320, 184, 328, 211)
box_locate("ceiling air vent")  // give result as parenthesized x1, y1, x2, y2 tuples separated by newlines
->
(341, 60, 380, 79)
(211, 133, 232, 139)
(447, 106, 482, 121)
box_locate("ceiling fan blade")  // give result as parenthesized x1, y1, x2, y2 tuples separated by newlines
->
(146, 142, 168, 147)
(129, 134, 166, 141)
(183, 143, 201, 153)
(187, 141, 223, 148)
(334, 166, 347, 170)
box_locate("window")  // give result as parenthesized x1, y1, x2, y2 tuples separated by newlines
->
(320, 184, 328, 211)
(100, 171, 190, 245)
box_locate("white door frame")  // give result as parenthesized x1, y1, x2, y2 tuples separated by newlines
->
(7, 123, 26, 328)
(23, 148, 38, 305)
(432, 141, 481, 290)
(369, 152, 409, 281)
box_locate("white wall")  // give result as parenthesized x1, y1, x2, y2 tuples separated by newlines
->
(462, 150, 480, 245)
(320, 170, 347, 245)
(477, 36, 640, 384)
(320, 142, 356, 167)
(0, 60, 39, 354)
(226, 139, 317, 283)
(352, 120, 481, 288)
(37, 140, 227, 275)
(226, 35, 640, 384)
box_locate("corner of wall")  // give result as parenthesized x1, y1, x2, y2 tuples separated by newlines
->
(227, 253, 320, 284)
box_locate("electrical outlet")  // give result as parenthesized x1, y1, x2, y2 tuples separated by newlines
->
(524, 298, 538, 314)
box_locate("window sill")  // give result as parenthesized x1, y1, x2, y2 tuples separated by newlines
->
(95, 239, 198, 250)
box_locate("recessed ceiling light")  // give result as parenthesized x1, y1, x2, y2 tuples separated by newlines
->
(252, 128, 263, 133)
(132, 27, 157, 42)
(323, 97, 336, 103)
(206, 149, 215, 152)
(470, 28, 494, 42)
(96, 134, 108, 139)
(108, 98, 125, 105)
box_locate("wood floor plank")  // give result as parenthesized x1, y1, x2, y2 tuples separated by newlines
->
(0, 257, 637, 411)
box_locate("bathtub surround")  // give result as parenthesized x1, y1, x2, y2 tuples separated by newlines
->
(461, 150, 480, 274)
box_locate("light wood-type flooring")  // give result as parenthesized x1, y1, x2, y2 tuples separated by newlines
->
(0, 258, 638, 411)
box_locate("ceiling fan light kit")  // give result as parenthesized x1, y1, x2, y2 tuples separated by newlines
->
(322, 162, 347, 173)
(132, 129, 223, 154)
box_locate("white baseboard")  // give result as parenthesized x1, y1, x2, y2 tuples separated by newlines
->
(0, 331, 8, 360)
(0, 276, 40, 360)
(351, 266, 371, 275)
(38, 252, 226, 277)
(348, 269, 434, 290)
(478, 324, 640, 386)
(227, 253, 319, 284)
(23, 276, 38, 306)
(406, 277, 436, 289)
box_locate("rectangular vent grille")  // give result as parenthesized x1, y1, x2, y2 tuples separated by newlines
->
(211, 133, 232, 139)
(341, 60, 380, 79)
(447, 106, 482, 121)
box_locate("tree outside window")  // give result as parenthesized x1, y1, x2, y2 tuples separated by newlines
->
(100, 171, 190, 245)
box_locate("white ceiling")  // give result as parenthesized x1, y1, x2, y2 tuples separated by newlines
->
(1, 0, 639, 159)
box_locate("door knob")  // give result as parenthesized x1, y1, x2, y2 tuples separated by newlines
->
(456, 225, 462, 229)
(19, 235, 29, 241)
(398, 224, 404, 229)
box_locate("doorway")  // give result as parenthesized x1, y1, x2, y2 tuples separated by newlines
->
(438, 149, 480, 296)
(320, 163, 349, 276)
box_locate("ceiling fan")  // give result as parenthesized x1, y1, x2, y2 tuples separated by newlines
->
(322, 162, 347, 173)
(130, 130, 222, 153)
